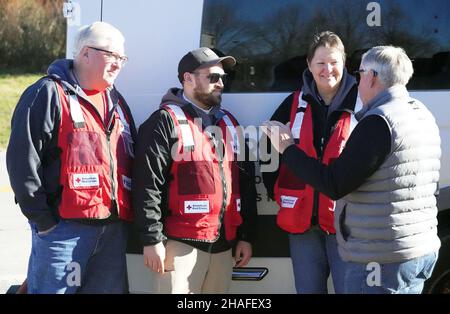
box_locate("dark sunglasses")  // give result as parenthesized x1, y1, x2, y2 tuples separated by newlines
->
(353, 68, 378, 84)
(192, 72, 228, 84)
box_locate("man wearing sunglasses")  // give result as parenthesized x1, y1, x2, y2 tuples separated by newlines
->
(263, 46, 441, 294)
(7, 22, 136, 293)
(133, 47, 257, 293)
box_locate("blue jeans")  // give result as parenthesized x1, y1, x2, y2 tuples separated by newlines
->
(344, 252, 438, 294)
(289, 227, 346, 294)
(27, 220, 129, 294)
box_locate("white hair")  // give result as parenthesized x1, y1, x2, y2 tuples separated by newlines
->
(72, 21, 125, 58)
(361, 46, 414, 87)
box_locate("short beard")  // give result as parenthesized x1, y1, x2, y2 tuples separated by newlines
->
(193, 87, 222, 108)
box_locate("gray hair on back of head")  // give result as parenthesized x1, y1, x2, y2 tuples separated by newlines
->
(361, 45, 414, 87)
(72, 21, 125, 58)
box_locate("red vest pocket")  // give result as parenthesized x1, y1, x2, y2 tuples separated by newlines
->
(177, 161, 215, 195)
(224, 195, 243, 241)
(165, 198, 218, 240)
(277, 164, 306, 190)
(117, 169, 133, 220)
(275, 192, 309, 233)
(231, 162, 240, 193)
(66, 131, 103, 167)
(60, 173, 104, 218)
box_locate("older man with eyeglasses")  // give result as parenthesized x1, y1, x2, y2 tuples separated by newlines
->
(132, 47, 257, 294)
(263, 46, 441, 294)
(7, 21, 136, 293)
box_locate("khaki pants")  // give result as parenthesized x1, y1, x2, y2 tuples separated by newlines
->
(158, 240, 233, 294)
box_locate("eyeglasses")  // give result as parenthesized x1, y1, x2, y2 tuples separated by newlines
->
(353, 68, 378, 83)
(87, 46, 128, 66)
(192, 72, 228, 84)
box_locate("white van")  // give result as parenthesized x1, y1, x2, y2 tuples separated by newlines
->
(64, 0, 450, 294)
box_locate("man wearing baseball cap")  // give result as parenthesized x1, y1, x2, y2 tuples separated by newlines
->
(132, 47, 257, 293)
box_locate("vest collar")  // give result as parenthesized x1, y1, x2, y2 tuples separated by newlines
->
(357, 85, 409, 120)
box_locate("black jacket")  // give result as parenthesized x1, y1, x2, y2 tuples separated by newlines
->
(132, 88, 257, 253)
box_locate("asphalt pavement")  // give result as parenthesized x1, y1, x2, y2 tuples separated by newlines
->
(0, 151, 30, 294)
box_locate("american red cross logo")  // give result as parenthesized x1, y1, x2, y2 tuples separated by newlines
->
(187, 205, 192, 210)
(76, 177, 81, 183)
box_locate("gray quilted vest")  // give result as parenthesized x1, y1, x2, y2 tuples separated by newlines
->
(335, 86, 441, 264)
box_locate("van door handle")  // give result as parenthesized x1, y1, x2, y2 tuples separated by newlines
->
(232, 267, 268, 281)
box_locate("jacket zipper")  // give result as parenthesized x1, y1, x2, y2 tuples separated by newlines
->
(312, 109, 340, 231)
(106, 130, 117, 212)
(212, 129, 227, 242)
(84, 92, 118, 215)
(312, 143, 323, 227)
(312, 105, 328, 228)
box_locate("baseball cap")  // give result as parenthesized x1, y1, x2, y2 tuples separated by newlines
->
(178, 47, 236, 83)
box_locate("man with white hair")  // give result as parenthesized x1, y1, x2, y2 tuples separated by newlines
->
(263, 46, 441, 293)
(7, 22, 136, 293)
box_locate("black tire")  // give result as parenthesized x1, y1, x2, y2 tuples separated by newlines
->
(5, 285, 20, 294)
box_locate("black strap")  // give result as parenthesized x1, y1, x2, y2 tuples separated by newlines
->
(296, 107, 306, 113)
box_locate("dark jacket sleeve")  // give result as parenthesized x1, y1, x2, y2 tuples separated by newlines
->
(236, 141, 258, 244)
(281, 115, 391, 199)
(261, 92, 294, 199)
(6, 78, 61, 231)
(132, 109, 175, 246)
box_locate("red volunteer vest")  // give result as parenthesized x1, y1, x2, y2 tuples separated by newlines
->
(275, 90, 353, 234)
(55, 82, 134, 221)
(163, 105, 243, 242)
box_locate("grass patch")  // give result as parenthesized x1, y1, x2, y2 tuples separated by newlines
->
(0, 72, 44, 150)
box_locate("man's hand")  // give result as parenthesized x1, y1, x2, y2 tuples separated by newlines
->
(143, 242, 166, 274)
(234, 241, 252, 267)
(261, 121, 295, 154)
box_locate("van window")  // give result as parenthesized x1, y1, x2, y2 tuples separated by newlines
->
(201, 0, 450, 92)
